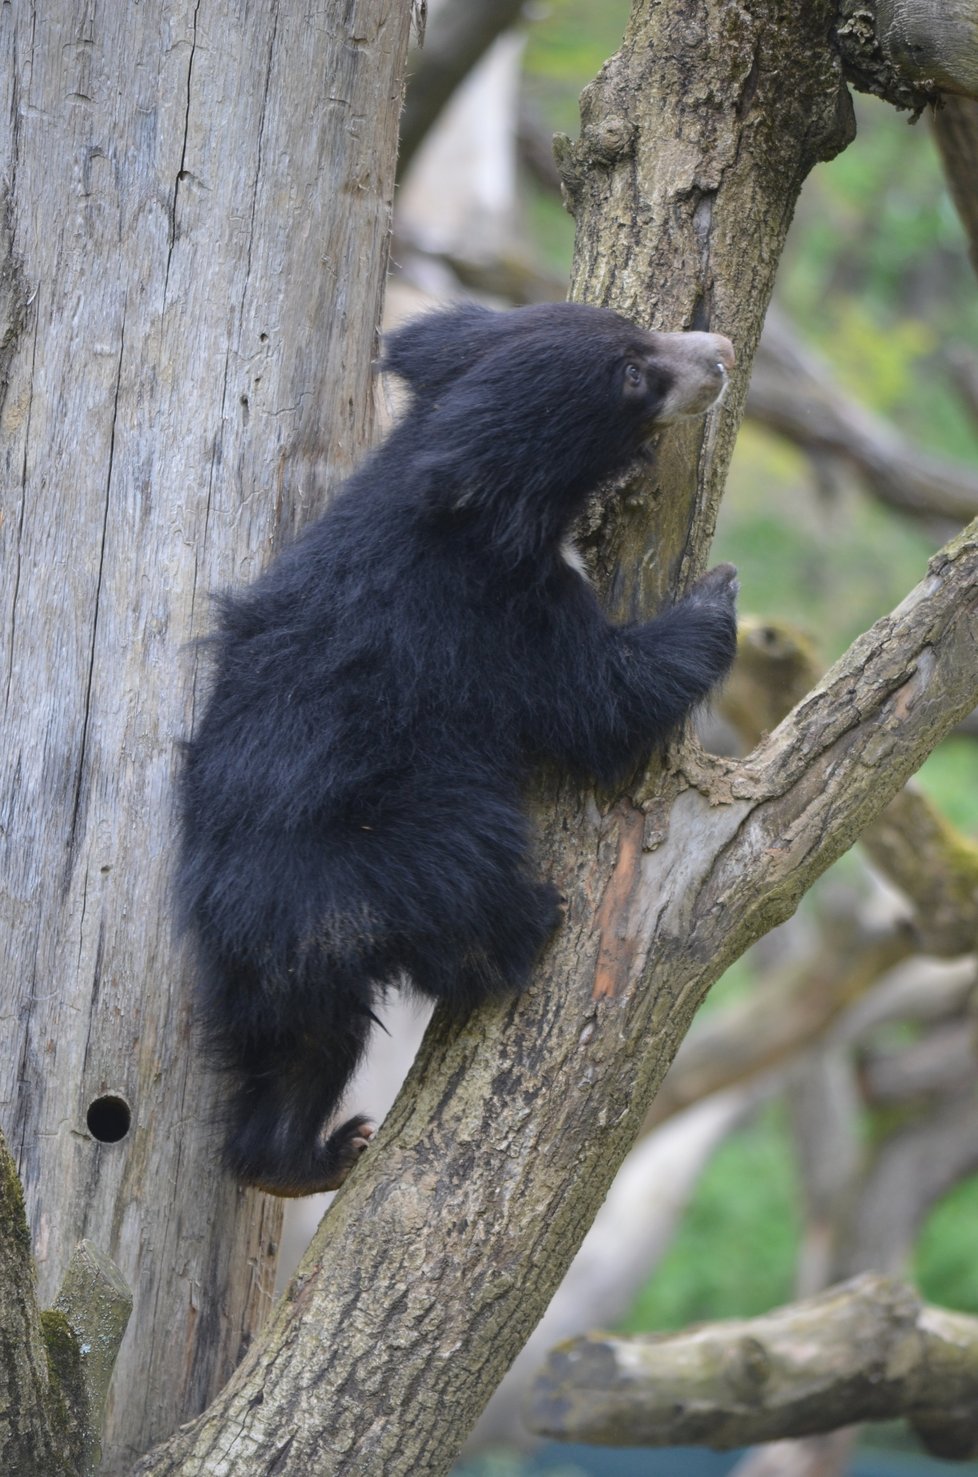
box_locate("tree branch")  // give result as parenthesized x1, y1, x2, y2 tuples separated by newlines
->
(673, 521, 978, 978)
(715, 607, 978, 959)
(841, 1089, 978, 1277)
(875, 0, 978, 98)
(747, 311, 978, 526)
(645, 914, 912, 1130)
(527, 1273, 978, 1460)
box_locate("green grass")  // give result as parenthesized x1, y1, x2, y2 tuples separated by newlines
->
(915, 1174, 978, 1315)
(915, 738, 978, 837)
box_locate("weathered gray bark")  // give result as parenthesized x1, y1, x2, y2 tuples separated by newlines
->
(0, 2, 411, 1470)
(528, 1274, 978, 1460)
(132, 5, 978, 1474)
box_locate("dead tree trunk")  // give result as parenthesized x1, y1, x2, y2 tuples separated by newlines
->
(0, 2, 411, 1470)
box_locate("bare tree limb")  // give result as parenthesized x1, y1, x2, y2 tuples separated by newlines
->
(717, 613, 978, 957)
(748, 311, 978, 526)
(840, 1089, 978, 1276)
(527, 1273, 978, 1460)
(859, 1017, 978, 1103)
(876, 0, 978, 98)
(646, 914, 912, 1130)
(861, 786, 978, 954)
(834, 0, 978, 109)
(833, 2, 936, 112)
(834, 954, 975, 1043)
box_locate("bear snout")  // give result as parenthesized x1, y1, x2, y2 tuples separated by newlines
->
(651, 330, 736, 423)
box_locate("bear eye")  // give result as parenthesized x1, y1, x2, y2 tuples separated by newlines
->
(624, 362, 643, 388)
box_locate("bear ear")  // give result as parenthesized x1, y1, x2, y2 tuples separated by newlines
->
(379, 304, 504, 405)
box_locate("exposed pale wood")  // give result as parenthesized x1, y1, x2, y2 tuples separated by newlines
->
(0, 3, 411, 1469)
(527, 1273, 978, 1460)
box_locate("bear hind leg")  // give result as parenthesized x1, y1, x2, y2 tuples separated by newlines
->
(405, 876, 563, 1015)
(219, 1014, 374, 1197)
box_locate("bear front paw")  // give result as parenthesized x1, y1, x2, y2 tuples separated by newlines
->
(687, 562, 739, 610)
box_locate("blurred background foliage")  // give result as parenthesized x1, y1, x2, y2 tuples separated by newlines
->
(516, 0, 978, 1353)
(393, 4, 978, 1471)
(520, 2, 978, 1341)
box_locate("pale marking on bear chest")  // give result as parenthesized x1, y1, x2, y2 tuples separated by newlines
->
(560, 538, 590, 582)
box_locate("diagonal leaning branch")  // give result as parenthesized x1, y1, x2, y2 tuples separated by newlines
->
(683, 518, 978, 980)
(132, 521, 978, 1477)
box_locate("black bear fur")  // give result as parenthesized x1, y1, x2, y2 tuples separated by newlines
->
(177, 301, 739, 1196)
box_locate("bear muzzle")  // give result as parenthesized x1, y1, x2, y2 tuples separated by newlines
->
(651, 331, 736, 424)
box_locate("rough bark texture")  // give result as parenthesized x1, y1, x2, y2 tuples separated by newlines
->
(558, 0, 854, 611)
(528, 1274, 978, 1459)
(0, 1129, 131, 1476)
(0, 1128, 71, 1475)
(0, 3, 411, 1470)
(133, 8, 978, 1475)
(875, 0, 978, 96)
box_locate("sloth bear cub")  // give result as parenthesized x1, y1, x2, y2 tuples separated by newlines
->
(178, 301, 739, 1196)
